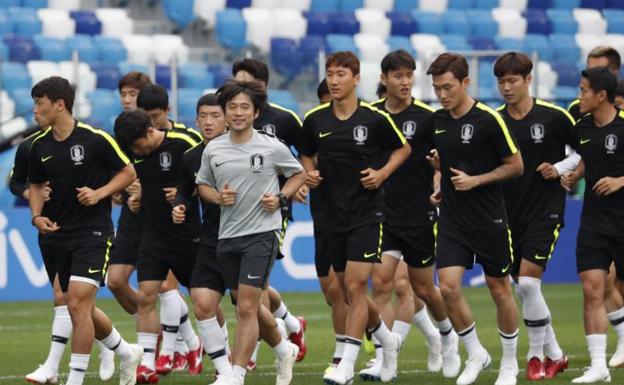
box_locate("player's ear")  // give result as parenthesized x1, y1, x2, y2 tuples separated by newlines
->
(380, 73, 387, 87)
(354, 72, 361, 86)
(462, 76, 470, 89)
(525, 73, 533, 86)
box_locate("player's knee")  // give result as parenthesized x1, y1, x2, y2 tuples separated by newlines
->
(371, 274, 393, 297)
(107, 275, 127, 293)
(488, 282, 512, 305)
(137, 289, 157, 310)
(345, 278, 367, 299)
(439, 282, 460, 303)
(236, 302, 258, 320)
(325, 282, 343, 307)
(66, 297, 90, 320)
(394, 278, 413, 299)
(53, 291, 66, 306)
(582, 280, 604, 305)
(413, 282, 435, 304)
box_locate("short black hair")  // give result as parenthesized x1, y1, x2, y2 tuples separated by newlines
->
(427, 53, 469, 81)
(217, 80, 267, 113)
(617, 79, 624, 98)
(118, 71, 152, 93)
(114, 109, 151, 152)
(582, 66, 618, 103)
(136, 84, 169, 111)
(381, 49, 416, 74)
(588, 46, 621, 73)
(31, 76, 75, 113)
(196, 93, 219, 116)
(493, 51, 533, 78)
(317, 79, 329, 101)
(376, 82, 387, 99)
(232, 58, 269, 85)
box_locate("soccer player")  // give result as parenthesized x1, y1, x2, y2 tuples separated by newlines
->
(232, 58, 307, 364)
(570, 67, 624, 383)
(28, 76, 142, 385)
(426, 53, 523, 385)
(363, 49, 460, 380)
(196, 80, 304, 385)
(300, 51, 411, 384)
(494, 52, 574, 380)
(114, 109, 204, 383)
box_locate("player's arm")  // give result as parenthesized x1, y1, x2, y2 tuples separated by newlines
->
(430, 169, 442, 206)
(561, 158, 585, 191)
(9, 141, 31, 199)
(172, 155, 195, 223)
(539, 108, 579, 179)
(261, 142, 306, 212)
(28, 148, 59, 233)
(301, 155, 322, 188)
(77, 164, 137, 206)
(361, 143, 411, 190)
(450, 152, 523, 191)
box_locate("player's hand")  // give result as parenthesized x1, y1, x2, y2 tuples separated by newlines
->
(294, 184, 308, 204)
(127, 194, 141, 213)
(172, 204, 186, 224)
(536, 162, 559, 180)
(219, 182, 237, 206)
(76, 187, 102, 206)
(163, 187, 177, 205)
(360, 168, 387, 190)
(306, 169, 323, 188)
(42, 182, 52, 202)
(261, 193, 280, 212)
(560, 172, 580, 191)
(593, 176, 624, 196)
(111, 192, 123, 205)
(33, 216, 60, 234)
(426, 149, 440, 170)
(126, 179, 141, 196)
(430, 189, 442, 207)
(450, 167, 480, 191)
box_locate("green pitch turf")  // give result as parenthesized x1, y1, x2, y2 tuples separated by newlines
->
(1, 284, 622, 384)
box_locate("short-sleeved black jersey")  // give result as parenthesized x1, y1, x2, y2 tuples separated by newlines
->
(300, 100, 406, 231)
(372, 98, 437, 226)
(431, 101, 519, 229)
(9, 129, 42, 200)
(132, 131, 200, 245)
(255, 102, 302, 149)
(575, 110, 624, 235)
(28, 121, 129, 237)
(171, 120, 202, 143)
(499, 99, 577, 229)
(568, 99, 584, 122)
(176, 142, 220, 247)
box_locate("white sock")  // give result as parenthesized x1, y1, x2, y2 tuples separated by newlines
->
(368, 320, 393, 347)
(334, 334, 345, 359)
(232, 364, 246, 382)
(458, 323, 486, 358)
(412, 307, 438, 345)
(273, 338, 291, 360)
(543, 321, 563, 360)
(66, 353, 89, 385)
(250, 340, 261, 362)
(392, 320, 411, 344)
(587, 334, 607, 370)
(138, 332, 158, 370)
(43, 306, 71, 372)
(372, 336, 383, 362)
(338, 337, 361, 372)
(435, 318, 454, 345)
(99, 326, 132, 360)
(273, 301, 301, 335)
(222, 322, 231, 356)
(499, 329, 519, 366)
(179, 313, 200, 351)
(197, 317, 230, 375)
(159, 290, 181, 357)
(608, 308, 624, 339)
(518, 277, 550, 360)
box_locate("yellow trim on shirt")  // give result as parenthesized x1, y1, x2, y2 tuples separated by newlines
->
(475, 102, 518, 154)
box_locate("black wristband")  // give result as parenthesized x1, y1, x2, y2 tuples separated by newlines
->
(277, 192, 287, 208)
(31, 215, 42, 226)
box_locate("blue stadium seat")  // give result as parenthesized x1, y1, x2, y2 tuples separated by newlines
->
(443, 10, 470, 35)
(156, 65, 172, 89)
(22, 0, 48, 8)
(70, 10, 102, 36)
(179, 62, 214, 90)
(524, 9, 551, 35)
(478, 86, 497, 101)
(118, 62, 148, 76)
(393, 0, 417, 11)
(0, 42, 8, 60)
(271, 38, 303, 79)
(387, 11, 415, 37)
(441, 34, 471, 51)
(299, 35, 326, 68)
(466, 9, 498, 38)
(552, 61, 580, 87)
(554, 86, 578, 100)
(10, 88, 33, 119)
(310, 0, 339, 12)
(546, 9, 578, 34)
(66, 35, 98, 64)
(0, 11, 13, 37)
(387, 35, 415, 55)
(163, 0, 195, 29)
(478, 61, 495, 87)
(268, 89, 299, 114)
(412, 10, 443, 35)
(86, 89, 121, 133)
(91, 63, 121, 90)
(207, 63, 232, 87)
(2, 65, 31, 94)
(94, 36, 127, 65)
(527, 0, 552, 8)
(523, 34, 553, 61)
(603, 9, 624, 34)
(177, 88, 203, 117)
(216, 9, 247, 50)
(305, 12, 334, 36)
(607, 0, 624, 8)
(12, 7, 42, 37)
(474, 0, 499, 9)
(4, 36, 39, 62)
(33, 35, 70, 61)
(468, 36, 496, 50)
(333, 12, 359, 35)
(548, 33, 580, 63)
(494, 37, 523, 51)
(448, 0, 474, 8)
(226, 0, 251, 8)
(339, 0, 363, 11)
(581, 0, 606, 8)
(0, 0, 20, 8)
(326, 34, 358, 54)
(552, 0, 581, 8)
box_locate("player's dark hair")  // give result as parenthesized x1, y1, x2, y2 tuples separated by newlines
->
(118, 71, 152, 93)
(114, 109, 152, 151)
(31, 76, 75, 113)
(376, 83, 387, 99)
(493, 51, 533, 78)
(196, 93, 219, 115)
(617, 79, 624, 97)
(426, 53, 469, 81)
(381, 49, 416, 74)
(326, 51, 360, 75)
(136, 84, 168, 111)
(582, 67, 618, 103)
(588, 46, 621, 73)
(232, 58, 269, 85)
(317, 78, 329, 101)
(217, 80, 267, 113)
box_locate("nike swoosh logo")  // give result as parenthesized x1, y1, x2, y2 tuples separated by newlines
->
(422, 255, 433, 264)
(247, 274, 261, 279)
(215, 161, 228, 167)
(501, 264, 510, 274)
(134, 158, 145, 164)
(41, 156, 53, 162)
(88, 268, 101, 274)
(364, 252, 377, 258)
(319, 131, 333, 138)
(534, 254, 548, 260)
(580, 138, 591, 144)
(435, 129, 446, 134)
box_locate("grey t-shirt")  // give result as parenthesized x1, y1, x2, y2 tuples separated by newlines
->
(196, 130, 303, 239)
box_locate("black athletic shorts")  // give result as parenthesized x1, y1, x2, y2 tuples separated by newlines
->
(109, 206, 141, 265)
(314, 227, 331, 277)
(190, 242, 226, 294)
(327, 223, 384, 273)
(435, 223, 513, 278)
(577, 228, 624, 280)
(137, 239, 199, 287)
(510, 222, 561, 276)
(39, 230, 114, 292)
(217, 230, 278, 290)
(382, 223, 436, 268)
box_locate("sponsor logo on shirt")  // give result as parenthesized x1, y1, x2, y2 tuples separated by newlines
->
(460, 124, 474, 143)
(353, 125, 368, 145)
(262, 124, 276, 135)
(70, 144, 84, 165)
(605, 134, 618, 154)
(402, 120, 417, 139)
(250, 153, 264, 172)
(159, 152, 172, 171)
(530, 123, 545, 143)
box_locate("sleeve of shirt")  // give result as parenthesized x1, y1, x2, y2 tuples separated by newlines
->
(282, 112, 303, 150)
(274, 140, 304, 178)
(175, 151, 195, 207)
(185, 127, 203, 143)
(555, 109, 579, 150)
(97, 131, 130, 173)
(298, 115, 318, 157)
(488, 112, 519, 159)
(28, 143, 46, 184)
(195, 146, 216, 187)
(421, 113, 435, 151)
(9, 141, 30, 198)
(377, 111, 406, 151)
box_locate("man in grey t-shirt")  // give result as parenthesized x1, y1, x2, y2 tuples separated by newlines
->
(196, 80, 306, 385)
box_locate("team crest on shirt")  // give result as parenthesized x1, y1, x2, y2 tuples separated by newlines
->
(460, 124, 474, 143)
(250, 153, 264, 172)
(402, 121, 417, 139)
(605, 134, 618, 154)
(159, 152, 172, 171)
(353, 125, 368, 145)
(262, 124, 276, 135)
(530, 123, 545, 143)
(70, 144, 84, 165)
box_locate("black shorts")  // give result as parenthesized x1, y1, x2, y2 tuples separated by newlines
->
(382, 223, 436, 268)
(314, 227, 331, 277)
(327, 223, 384, 273)
(137, 240, 198, 287)
(190, 242, 226, 294)
(436, 224, 513, 278)
(109, 207, 141, 266)
(39, 231, 114, 292)
(510, 223, 561, 276)
(576, 229, 624, 280)
(217, 231, 278, 290)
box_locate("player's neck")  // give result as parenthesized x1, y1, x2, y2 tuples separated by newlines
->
(50, 114, 76, 141)
(384, 95, 411, 114)
(506, 95, 533, 120)
(592, 103, 617, 127)
(332, 93, 358, 120)
(449, 95, 475, 119)
(229, 126, 254, 144)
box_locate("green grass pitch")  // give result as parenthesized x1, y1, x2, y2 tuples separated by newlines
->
(1, 284, 622, 384)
